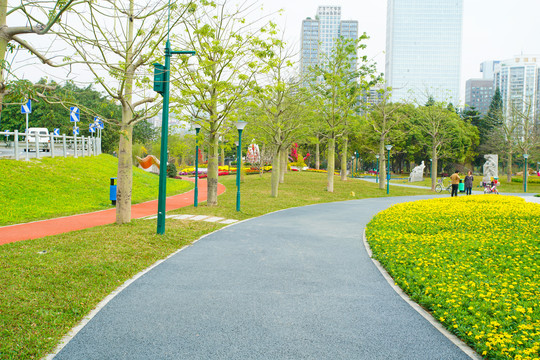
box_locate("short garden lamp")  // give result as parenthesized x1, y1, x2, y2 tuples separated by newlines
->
(236, 121, 247, 212)
(375, 154, 380, 183)
(523, 154, 529, 193)
(385, 145, 393, 194)
(352, 154, 356, 178)
(193, 123, 202, 207)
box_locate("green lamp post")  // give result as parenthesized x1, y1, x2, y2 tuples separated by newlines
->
(153, 6, 198, 234)
(375, 154, 380, 183)
(194, 123, 201, 207)
(352, 154, 356, 178)
(385, 144, 393, 194)
(523, 154, 529, 193)
(236, 121, 247, 212)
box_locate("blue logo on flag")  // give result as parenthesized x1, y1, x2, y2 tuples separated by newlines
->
(21, 100, 32, 114)
(70, 107, 80, 122)
(89, 125, 96, 133)
(53, 128, 60, 136)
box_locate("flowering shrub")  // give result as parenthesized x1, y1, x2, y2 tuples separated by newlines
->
(366, 196, 540, 359)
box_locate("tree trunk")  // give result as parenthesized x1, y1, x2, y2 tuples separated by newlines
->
(431, 146, 438, 191)
(116, 121, 133, 224)
(207, 132, 219, 206)
(340, 137, 348, 181)
(315, 135, 320, 170)
(327, 137, 335, 192)
(279, 147, 287, 183)
(271, 149, 280, 197)
(0, 1, 7, 120)
(220, 143, 225, 166)
(507, 151, 512, 183)
(116, 1, 135, 224)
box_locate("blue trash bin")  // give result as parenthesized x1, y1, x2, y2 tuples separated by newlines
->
(110, 177, 117, 205)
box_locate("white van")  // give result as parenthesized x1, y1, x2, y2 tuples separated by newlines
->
(26, 127, 50, 152)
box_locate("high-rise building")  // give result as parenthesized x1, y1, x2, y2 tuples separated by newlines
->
(385, 0, 463, 104)
(300, 6, 358, 78)
(464, 79, 493, 115)
(494, 55, 540, 123)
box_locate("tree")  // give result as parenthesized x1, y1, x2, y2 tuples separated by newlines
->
(0, 1, 85, 116)
(413, 100, 465, 190)
(249, 43, 307, 197)
(173, 0, 278, 206)
(309, 35, 379, 192)
(364, 89, 410, 189)
(57, 0, 194, 224)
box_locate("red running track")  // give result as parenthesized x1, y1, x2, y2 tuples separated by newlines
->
(0, 179, 225, 246)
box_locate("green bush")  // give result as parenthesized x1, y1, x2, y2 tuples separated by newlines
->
(511, 175, 540, 184)
(167, 162, 177, 178)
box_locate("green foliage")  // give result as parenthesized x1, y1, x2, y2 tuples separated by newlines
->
(167, 162, 177, 178)
(0, 155, 192, 225)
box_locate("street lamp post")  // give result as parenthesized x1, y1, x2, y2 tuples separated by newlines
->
(352, 154, 356, 178)
(385, 145, 393, 194)
(194, 123, 201, 207)
(523, 154, 529, 193)
(375, 154, 380, 183)
(355, 152, 359, 177)
(154, 10, 198, 234)
(236, 121, 247, 212)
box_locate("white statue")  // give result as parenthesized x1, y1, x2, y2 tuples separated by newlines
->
(483, 154, 498, 184)
(409, 161, 425, 182)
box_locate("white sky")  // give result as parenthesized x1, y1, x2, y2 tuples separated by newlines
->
(13, 0, 540, 105)
(262, 0, 540, 104)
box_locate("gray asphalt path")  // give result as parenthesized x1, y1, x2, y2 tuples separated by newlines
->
(54, 196, 474, 359)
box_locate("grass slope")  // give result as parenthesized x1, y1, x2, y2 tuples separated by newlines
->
(0, 155, 192, 226)
(1, 172, 433, 359)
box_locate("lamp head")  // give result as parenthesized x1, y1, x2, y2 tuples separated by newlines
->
(236, 121, 247, 131)
(193, 123, 201, 130)
(523, 154, 529, 159)
(375, 154, 379, 159)
(385, 144, 393, 151)
(187, 56, 199, 73)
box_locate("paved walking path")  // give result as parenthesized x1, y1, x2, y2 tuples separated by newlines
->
(0, 179, 225, 246)
(52, 196, 479, 360)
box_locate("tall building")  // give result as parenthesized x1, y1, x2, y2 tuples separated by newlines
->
(300, 6, 358, 78)
(494, 55, 540, 124)
(385, 0, 463, 104)
(464, 79, 493, 115)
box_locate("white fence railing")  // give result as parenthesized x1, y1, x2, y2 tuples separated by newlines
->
(1, 131, 102, 160)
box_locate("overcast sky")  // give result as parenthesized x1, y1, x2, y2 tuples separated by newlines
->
(14, 0, 540, 105)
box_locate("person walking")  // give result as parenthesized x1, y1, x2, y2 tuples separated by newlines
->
(450, 170, 460, 197)
(464, 170, 474, 195)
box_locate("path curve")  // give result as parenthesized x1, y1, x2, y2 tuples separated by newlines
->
(0, 179, 225, 245)
(52, 196, 479, 360)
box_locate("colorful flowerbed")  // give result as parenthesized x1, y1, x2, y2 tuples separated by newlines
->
(366, 196, 540, 360)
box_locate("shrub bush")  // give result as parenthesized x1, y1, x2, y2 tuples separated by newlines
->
(166, 163, 177, 178)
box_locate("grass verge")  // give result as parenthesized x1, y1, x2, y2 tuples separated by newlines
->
(1, 171, 432, 359)
(366, 196, 540, 360)
(0, 155, 192, 226)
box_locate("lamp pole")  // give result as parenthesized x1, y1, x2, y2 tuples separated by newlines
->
(194, 123, 201, 207)
(523, 154, 529, 193)
(375, 154, 380, 183)
(236, 121, 247, 212)
(154, 3, 197, 234)
(352, 154, 356, 178)
(385, 145, 393, 194)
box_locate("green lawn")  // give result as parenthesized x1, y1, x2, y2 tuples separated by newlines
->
(0, 171, 432, 359)
(0, 155, 192, 226)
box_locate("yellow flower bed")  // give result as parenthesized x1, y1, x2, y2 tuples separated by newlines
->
(366, 196, 540, 360)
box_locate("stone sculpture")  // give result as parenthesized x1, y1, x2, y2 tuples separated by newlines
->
(482, 154, 498, 184)
(409, 161, 425, 182)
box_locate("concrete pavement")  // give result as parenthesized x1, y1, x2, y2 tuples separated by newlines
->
(52, 196, 479, 359)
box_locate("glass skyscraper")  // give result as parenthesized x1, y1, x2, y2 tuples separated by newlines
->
(385, 0, 463, 104)
(300, 6, 358, 78)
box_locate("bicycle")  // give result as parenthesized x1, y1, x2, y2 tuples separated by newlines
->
(435, 177, 451, 193)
